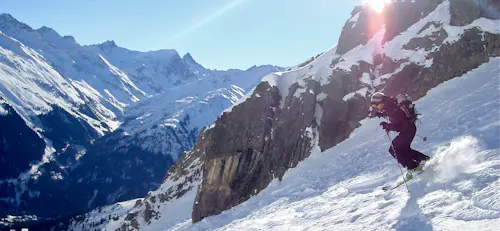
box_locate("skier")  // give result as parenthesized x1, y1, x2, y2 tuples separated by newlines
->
(370, 92, 430, 179)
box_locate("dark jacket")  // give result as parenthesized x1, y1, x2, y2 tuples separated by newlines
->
(378, 98, 412, 133)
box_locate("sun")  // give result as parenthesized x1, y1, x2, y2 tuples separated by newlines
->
(367, 0, 390, 13)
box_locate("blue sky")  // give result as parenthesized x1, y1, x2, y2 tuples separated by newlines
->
(1, 0, 363, 70)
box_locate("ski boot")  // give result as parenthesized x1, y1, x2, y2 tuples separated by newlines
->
(406, 164, 424, 180)
(405, 171, 413, 180)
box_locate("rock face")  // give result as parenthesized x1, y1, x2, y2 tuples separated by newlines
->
(384, 28, 500, 99)
(336, 0, 500, 55)
(336, 0, 444, 55)
(317, 67, 371, 150)
(190, 0, 500, 223)
(449, 0, 500, 26)
(383, 0, 444, 43)
(192, 82, 283, 221)
(449, 0, 482, 26)
(336, 5, 382, 55)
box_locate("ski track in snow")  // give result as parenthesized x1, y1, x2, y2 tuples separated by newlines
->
(140, 58, 499, 231)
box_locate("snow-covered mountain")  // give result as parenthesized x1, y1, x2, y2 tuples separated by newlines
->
(0, 13, 280, 226)
(67, 0, 500, 230)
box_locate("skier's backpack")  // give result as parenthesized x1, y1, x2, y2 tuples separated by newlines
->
(394, 94, 420, 123)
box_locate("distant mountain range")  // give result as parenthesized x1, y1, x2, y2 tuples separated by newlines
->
(0, 12, 281, 224)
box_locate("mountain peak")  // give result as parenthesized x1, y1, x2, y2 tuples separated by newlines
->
(100, 40, 117, 47)
(63, 35, 77, 43)
(37, 26, 58, 35)
(0, 13, 15, 20)
(0, 13, 33, 32)
(182, 52, 205, 70)
(246, 65, 258, 70)
(97, 40, 118, 52)
(182, 52, 196, 62)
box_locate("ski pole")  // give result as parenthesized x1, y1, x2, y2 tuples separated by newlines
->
(386, 131, 410, 192)
(416, 134, 427, 141)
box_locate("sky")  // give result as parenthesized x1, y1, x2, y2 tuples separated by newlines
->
(1, 0, 364, 70)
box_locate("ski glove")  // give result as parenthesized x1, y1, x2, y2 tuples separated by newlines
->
(380, 122, 390, 131)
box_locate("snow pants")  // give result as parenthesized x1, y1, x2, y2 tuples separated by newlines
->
(389, 123, 430, 170)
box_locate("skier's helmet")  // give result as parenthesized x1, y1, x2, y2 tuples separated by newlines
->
(370, 92, 386, 106)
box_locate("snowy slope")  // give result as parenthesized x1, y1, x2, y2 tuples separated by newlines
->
(69, 198, 141, 231)
(0, 13, 148, 134)
(86, 41, 194, 94)
(115, 54, 499, 231)
(0, 29, 121, 134)
(117, 65, 280, 158)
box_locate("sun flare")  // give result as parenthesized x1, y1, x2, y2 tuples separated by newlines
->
(367, 0, 390, 13)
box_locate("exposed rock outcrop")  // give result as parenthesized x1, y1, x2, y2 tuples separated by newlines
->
(449, 0, 500, 26)
(384, 0, 444, 43)
(336, 0, 444, 55)
(336, 5, 384, 55)
(192, 82, 284, 221)
(383, 28, 500, 98)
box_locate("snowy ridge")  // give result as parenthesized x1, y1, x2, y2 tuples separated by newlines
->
(0, 20, 144, 145)
(114, 64, 280, 158)
(87, 42, 187, 94)
(226, 44, 338, 112)
(69, 199, 141, 231)
(0, 31, 92, 126)
(263, 45, 338, 100)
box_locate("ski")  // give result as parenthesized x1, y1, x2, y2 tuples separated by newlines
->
(382, 170, 425, 191)
(382, 158, 434, 191)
